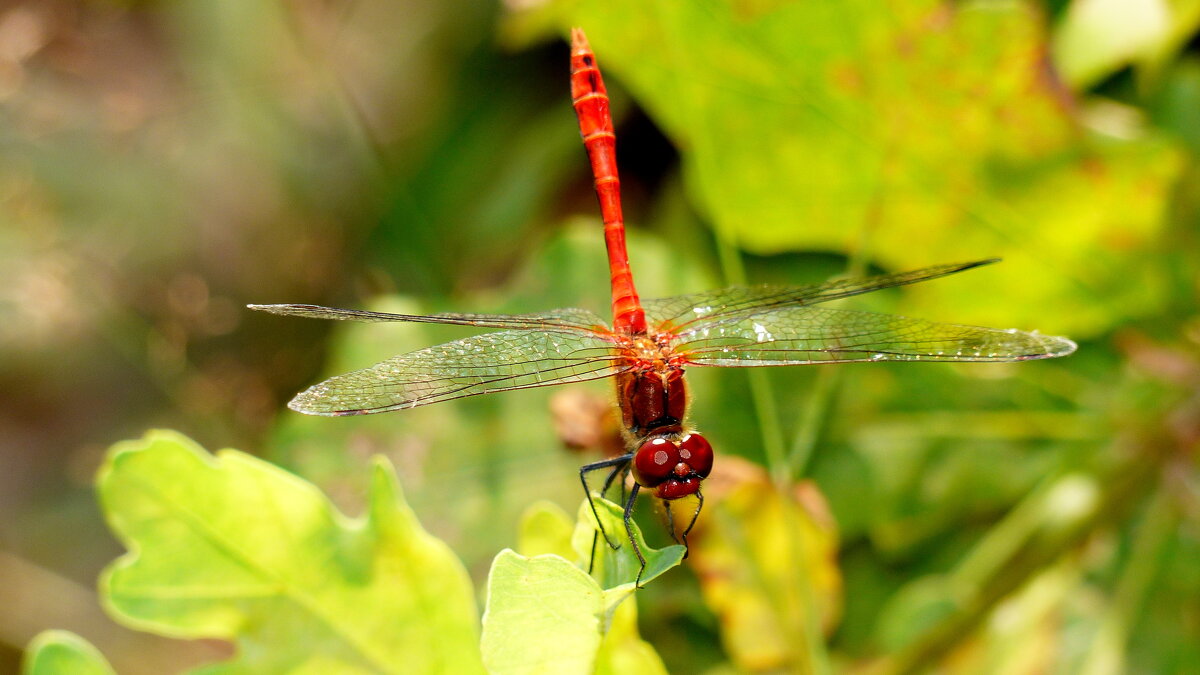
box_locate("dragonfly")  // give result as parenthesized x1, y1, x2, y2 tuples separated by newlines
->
(250, 28, 1076, 585)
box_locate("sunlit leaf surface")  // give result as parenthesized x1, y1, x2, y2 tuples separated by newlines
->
(483, 552, 615, 675)
(97, 431, 484, 674)
(517, 500, 577, 559)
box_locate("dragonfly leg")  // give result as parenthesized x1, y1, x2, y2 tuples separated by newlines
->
(587, 460, 632, 576)
(679, 490, 704, 560)
(664, 499, 679, 545)
(580, 454, 633, 554)
(614, 462, 630, 507)
(600, 460, 628, 497)
(624, 483, 647, 588)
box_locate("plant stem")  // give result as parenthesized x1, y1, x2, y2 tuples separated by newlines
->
(712, 230, 789, 488)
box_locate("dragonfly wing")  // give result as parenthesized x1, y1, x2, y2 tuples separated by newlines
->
(289, 329, 626, 415)
(674, 306, 1076, 366)
(643, 259, 998, 330)
(249, 304, 608, 332)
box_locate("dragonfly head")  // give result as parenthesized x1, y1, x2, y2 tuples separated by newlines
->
(631, 432, 714, 500)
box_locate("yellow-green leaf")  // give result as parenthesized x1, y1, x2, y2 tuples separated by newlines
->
(517, 500, 576, 559)
(481, 552, 608, 675)
(594, 600, 669, 675)
(97, 430, 483, 674)
(22, 631, 115, 675)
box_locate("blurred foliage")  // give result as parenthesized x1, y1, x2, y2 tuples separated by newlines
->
(0, 0, 1197, 673)
(687, 459, 841, 673)
(22, 630, 114, 675)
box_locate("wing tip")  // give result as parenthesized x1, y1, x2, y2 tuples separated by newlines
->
(998, 333, 1076, 361)
(1041, 334, 1078, 358)
(288, 390, 342, 417)
(963, 257, 1001, 270)
(287, 388, 387, 417)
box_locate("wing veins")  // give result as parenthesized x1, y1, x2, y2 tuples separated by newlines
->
(249, 303, 609, 332)
(336, 352, 625, 389)
(289, 325, 632, 415)
(298, 359, 628, 414)
(648, 259, 998, 331)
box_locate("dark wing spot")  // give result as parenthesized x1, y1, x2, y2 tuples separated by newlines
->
(587, 72, 600, 91)
(583, 55, 594, 66)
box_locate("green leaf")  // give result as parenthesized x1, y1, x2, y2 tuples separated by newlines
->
(22, 631, 115, 675)
(569, 497, 686, 592)
(594, 600, 669, 675)
(481, 498, 682, 674)
(97, 430, 484, 674)
(481, 552, 609, 675)
(545, 1, 1182, 336)
(517, 500, 576, 559)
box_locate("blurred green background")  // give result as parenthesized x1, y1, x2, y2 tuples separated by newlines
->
(2, 0, 1198, 672)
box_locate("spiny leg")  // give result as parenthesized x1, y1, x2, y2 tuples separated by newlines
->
(616, 462, 631, 507)
(600, 460, 627, 498)
(589, 460, 630, 574)
(580, 454, 633, 546)
(680, 491, 704, 560)
(664, 499, 679, 545)
(624, 483, 647, 587)
(580, 454, 633, 574)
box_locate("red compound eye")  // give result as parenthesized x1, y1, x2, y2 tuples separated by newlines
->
(678, 433, 713, 478)
(632, 437, 678, 487)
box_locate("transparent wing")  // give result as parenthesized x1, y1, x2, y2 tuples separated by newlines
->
(673, 306, 1076, 366)
(643, 259, 998, 331)
(249, 304, 608, 332)
(289, 329, 627, 415)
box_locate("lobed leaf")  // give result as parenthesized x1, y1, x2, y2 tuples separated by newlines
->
(97, 430, 483, 674)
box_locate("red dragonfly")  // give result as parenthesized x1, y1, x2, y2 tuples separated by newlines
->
(250, 28, 1075, 583)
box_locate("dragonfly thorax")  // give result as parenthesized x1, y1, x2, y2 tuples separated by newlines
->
(615, 365, 687, 436)
(631, 432, 714, 499)
(623, 333, 681, 369)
